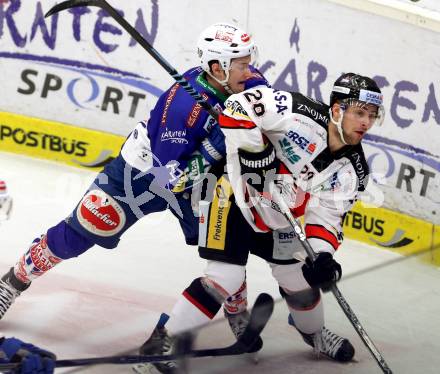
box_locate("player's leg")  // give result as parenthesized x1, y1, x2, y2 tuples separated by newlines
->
(137, 178, 254, 373)
(271, 260, 355, 362)
(0, 155, 171, 319)
(169, 193, 199, 245)
(136, 261, 247, 374)
(222, 277, 249, 337)
(0, 219, 94, 319)
(250, 226, 354, 362)
(168, 175, 258, 344)
(196, 177, 263, 347)
(171, 189, 258, 347)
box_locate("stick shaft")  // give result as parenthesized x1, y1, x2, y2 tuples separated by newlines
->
(273, 191, 393, 373)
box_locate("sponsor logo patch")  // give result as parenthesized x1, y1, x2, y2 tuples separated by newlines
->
(187, 93, 208, 127)
(307, 142, 316, 154)
(203, 115, 217, 132)
(286, 130, 311, 151)
(161, 84, 179, 125)
(279, 138, 301, 164)
(359, 89, 383, 106)
(215, 30, 234, 43)
(29, 236, 57, 272)
(224, 100, 250, 120)
(77, 190, 126, 237)
(160, 128, 188, 144)
(241, 33, 250, 42)
(296, 103, 328, 123)
(207, 177, 233, 250)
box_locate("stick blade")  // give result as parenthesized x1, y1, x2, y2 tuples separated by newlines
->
(237, 293, 274, 350)
(45, 0, 101, 18)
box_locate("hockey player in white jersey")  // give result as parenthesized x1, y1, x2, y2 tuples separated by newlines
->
(138, 72, 384, 372)
(0, 180, 12, 222)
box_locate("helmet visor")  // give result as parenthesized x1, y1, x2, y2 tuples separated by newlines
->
(341, 99, 385, 127)
(228, 44, 259, 71)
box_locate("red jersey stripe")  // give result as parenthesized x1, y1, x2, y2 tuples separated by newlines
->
(250, 205, 271, 232)
(305, 224, 340, 250)
(219, 114, 256, 130)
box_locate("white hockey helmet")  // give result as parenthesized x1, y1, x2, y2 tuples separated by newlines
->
(197, 23, 257, 88)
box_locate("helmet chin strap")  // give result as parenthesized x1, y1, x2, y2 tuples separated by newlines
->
(329, 107, 348, 145)
(207, 69, 234, 95)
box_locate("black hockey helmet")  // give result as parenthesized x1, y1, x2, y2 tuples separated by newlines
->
(329, 72, 384, 127)
(330, 73, 382, 106)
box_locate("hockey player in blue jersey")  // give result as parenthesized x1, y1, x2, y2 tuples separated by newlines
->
(0, 22, 268, 333)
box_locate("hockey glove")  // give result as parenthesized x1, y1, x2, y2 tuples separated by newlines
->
(0, 336, 56, 373)
(238, 142, 279, 193)
(199, 124, 226, 166)
(302, 252, 342, 292)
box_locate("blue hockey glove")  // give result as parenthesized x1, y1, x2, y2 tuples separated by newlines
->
(0, 337, 56, 374)
(199, 124, 226, 165)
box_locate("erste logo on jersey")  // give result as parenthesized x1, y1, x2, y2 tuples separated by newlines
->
(286, 130, 316, 154)
(278, 138, 301, 164)
(77, 189, 126, 237)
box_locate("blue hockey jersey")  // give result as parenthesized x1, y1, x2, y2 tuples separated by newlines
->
(121, 66, 269, 191)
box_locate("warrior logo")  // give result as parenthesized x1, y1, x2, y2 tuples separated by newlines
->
(77, 189, 126, 237)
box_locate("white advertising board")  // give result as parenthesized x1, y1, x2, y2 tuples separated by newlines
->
(0, 0, 439, 222)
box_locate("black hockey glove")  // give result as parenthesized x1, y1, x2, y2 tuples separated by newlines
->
(238, 142, 279, 193)
(302, 252, 342, 292)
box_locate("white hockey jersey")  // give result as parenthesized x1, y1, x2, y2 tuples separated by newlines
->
(219, 86, 369, 255)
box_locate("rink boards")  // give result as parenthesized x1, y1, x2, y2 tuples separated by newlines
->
(0, 111, 124, 169)
(1, 111, 438, 266)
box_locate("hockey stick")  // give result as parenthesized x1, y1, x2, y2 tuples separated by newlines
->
(45, 0, 220, 121)
(0, 293, 273, 370)
(271, 190, 393, 374)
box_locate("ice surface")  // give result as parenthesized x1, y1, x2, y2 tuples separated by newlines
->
(1, 151, 439, 373)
